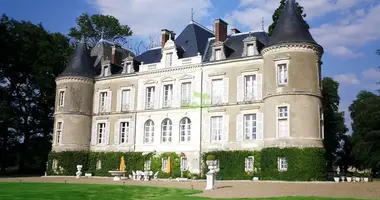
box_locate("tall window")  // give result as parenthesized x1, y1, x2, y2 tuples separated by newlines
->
(211, 116, 223, 141)
(121, 89, 130, 111)
(277, 64, 288, 85)
(58, 91, 65, 107)
(126, 63, 132, 73)
(163, 84, 173, 108)
(244, 75, 256, 101)
(245, 156, 254, 172)
(180, 157, 188, 171)
(144, 120, 154, 143)
(211, 79, 223, 104)
(161, 119, 172, 143)
(162, 157, 168, 171)
(181, 82, 191, 105)
(144, 159, 151, 170)
(104, 66, 110, 76)
(166, 53, 173, 67)
(244, 114, 257, 140)
(278, 157, 288, 171)
(146, 86, 155, 110)
(120, 122, 129, 144)
(56, 122, 62, 144)
(215, 49, 222, 60)
(99, 92, 108, 112)
(180, 117, 191, 142)
(247, 44, 254, 56)
(278, 106, 289, 138)
(97, 123, 106, 144)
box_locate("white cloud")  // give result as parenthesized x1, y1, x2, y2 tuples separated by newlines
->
(362, 68, 380, 80)
(333, 74, 360, 85)
(90, 0, 213, 37)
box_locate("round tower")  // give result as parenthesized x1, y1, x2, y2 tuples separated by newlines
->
(52, 39, 95, 152)
(262, 0, 324, 148)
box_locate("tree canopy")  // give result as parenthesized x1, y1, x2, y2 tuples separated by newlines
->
(68, 13, 133, 47)
(322, 77, 348, 169)
(267, 0, 309, 36)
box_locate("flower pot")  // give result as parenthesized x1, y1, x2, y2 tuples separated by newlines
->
(355, 177, 360, 182)
(363, 177, 368, 182)
(252, 177, 259, 181)
(334, 177, 340, 182)
(346, 177, 352, 182)
(340, 176, 345, 182)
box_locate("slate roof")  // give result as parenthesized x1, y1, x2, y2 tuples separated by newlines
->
(91, 39, 135, 68)
(203, 32, 270, 62)
(268, 0, 318, 46)
(59, 39, 96, 78)
(135, 21, 214, 64)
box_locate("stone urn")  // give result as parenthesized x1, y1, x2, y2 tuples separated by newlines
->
(346, 177, 352, 182)
(205, 160, 217, 190)
(76, 165, 83, 179)
(333, 177, 340, 182)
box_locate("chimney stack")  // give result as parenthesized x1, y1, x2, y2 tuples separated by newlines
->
(111, 44, 123, 66)
(161, 29, 173, 48)
(214, 19, 228, 42)
(231, 28, 241, 34)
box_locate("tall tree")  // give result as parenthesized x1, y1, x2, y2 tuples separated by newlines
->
(322, 77, 348, 169)
(69, 13, 133, 47)
(0, 14, 71, 174)
(349, 91, 380, 173)
(337, 134, 354, 173)
(268, 0, 309, 36)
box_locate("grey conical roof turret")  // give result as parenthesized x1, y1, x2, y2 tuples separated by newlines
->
(268, 0, 318, 46)
(59, 38, 95, 78)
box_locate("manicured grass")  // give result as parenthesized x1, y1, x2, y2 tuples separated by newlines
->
(0, 182, 371, 200)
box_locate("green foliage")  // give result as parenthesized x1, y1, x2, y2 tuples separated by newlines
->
(260, 148, 326, 181)
(349, 91, 380, 173)
(69, 13, 132, 47)
(268, 0, 309, 36)
(47, 151, 89, 175)
(202, 151, 261, 180)
(148, 152, 181, 178)
(322, 77, 348, 169)
(206, 155, 215, 161)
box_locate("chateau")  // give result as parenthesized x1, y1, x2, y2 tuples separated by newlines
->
(52, 0, 324, 175)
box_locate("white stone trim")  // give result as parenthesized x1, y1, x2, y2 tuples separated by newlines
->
(262, 43, 323, 56)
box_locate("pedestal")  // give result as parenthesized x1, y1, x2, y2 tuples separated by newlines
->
(205, 171, 216, 190)
(76, 165, 83, 179)
(113, 176, 121, 181)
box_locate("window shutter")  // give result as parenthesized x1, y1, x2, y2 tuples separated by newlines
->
(130, 88, 135, 110)
(237, 76, 244, 102)
(116, 89, 121, 112)
(128, 121, 134, 144)
(222, 78, 229, 104)
(255, 74, 262, 101)
(94, 91, 100, 113)
(203, 116, 210, 143)
(139, 86, 145, 110)
(256, 113, 264, 140)
(223, 115, 229, 141)
(91, 122, 97, 145)
(104, 122, 110, 145)
(106, 91, 112, 112)
(173, 82, 180, 107)
(114, 121, 120, 145)
(203, 79, 211, 105)
(154, 86, 160, 109)
(236, 114, 244, 141)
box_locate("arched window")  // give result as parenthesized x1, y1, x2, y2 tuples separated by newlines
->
(144, 120, 154, 143)
(180, 117, 191, 142)
(161, 118, 172, 143)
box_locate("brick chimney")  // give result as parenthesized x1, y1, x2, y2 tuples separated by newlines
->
(214, 19, 228, 42)
(111, 44, 123, 66)
(161, 29, 171, 48)
(231, 28, 241, 34)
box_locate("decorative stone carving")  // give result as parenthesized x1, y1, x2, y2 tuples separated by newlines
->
(76, 165, 83, 179)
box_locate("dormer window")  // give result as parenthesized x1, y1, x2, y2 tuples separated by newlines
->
(104, 66, 110, 76)
(215, 49, 222, 61)
(247, 44, 254, 56)
(165, 53, 173, 67)
(126, 63, 132, 73)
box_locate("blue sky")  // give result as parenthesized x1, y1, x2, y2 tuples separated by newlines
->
(1, 0, 380, 131)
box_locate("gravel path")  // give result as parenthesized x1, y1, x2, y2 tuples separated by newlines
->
(1, 177, 379, 199)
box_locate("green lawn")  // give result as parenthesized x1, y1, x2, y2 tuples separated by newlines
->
(0, 182, 370, 200)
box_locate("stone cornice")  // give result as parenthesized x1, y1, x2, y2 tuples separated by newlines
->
(262, 43, 323, 57)
(263, 91, 322, 100)
(54, 111, 92, 117)
(137, 64, 201, 77)
(56, 76, 94, 84)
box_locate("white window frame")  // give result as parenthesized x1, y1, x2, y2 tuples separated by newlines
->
(99, 91, 108, 112)
(277, 104, 290, 138)
(163, 84, 173, 108)
(278, 157, 288, 172)
(145, 86, 155, 110)
(247, 44, 254, 56)
(161, 118, 172, 143)
(58, 89, 65, 107)
(244, 114, 257, 140)
(319, 106, 324, 139)
(56, 121, 63, 144)
(181, 82, 192, 106)
(180, 117, 191, 142)
(97, 122, 106, 144)
(126, 63, 132, 73)
(215, 48, 222, 61)
(275, 60, 289, 86)
(162, 157, 168, 171)
(119, 121, 130, 144)
(244, 75, 256, 102)
(211, 78, 223, 105)
(211, 116, 223, 141)
(165, 52, 173, 67)
(144, 120, 154, 144)
(96, 160, 102, 170)
(120, 89, 131, 112)
(180, 157, 188, 171)
(245, 156, 254, 172)
(144, 158, 151, 170)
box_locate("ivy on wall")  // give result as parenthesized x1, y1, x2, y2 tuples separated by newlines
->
(47, 151, 89, 176)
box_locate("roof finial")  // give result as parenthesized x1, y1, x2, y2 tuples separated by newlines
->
(261, 17, 265, 31)
(191, 8, 195, 22)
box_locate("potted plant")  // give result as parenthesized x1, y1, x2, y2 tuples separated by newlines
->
(85, 171, 93, 177)
(354, 172, 361, 182)
(206, 155, 217, 167)
(346, 172, 353, 182)
(252, 168, 259, 181)
(363, 173, 370, 182)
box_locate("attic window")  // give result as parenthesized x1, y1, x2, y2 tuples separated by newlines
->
(215, 49, 222, 61)
(165, 53, 173, 67)
(247, 44, 254, 56)
(104, 66, 110, 76)
(126, 63, 132, 73)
